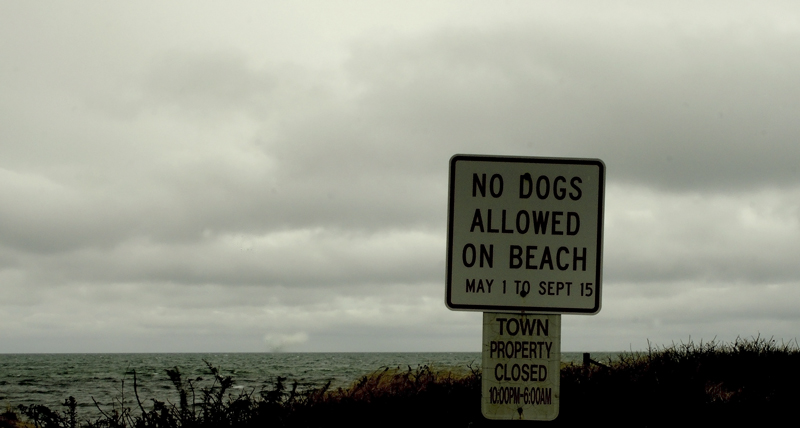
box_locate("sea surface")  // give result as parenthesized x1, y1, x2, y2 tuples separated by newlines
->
(0, 352, 617, 419)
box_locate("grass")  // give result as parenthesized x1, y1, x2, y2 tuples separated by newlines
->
(558, 335, 800, 426)
(8, 336, 800, 427)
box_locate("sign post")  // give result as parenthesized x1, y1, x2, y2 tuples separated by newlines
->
(445, 154, 605, 422)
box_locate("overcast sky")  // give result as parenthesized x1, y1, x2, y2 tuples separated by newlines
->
(2, 1, 799, 353)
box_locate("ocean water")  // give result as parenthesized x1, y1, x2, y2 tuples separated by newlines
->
(0, 352, 611, 419)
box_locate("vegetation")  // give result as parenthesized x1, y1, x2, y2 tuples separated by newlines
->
(559, 336, 800, 426)
(6, 337, 800, 427)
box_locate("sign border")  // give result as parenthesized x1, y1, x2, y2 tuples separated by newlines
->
(445, 154, 605, 314)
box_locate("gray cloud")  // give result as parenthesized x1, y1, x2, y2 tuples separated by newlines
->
(604, 184, 800, 284)
(2, 2, 800, 352)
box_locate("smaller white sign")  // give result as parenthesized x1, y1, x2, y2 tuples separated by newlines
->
(482, 312, 561, 421)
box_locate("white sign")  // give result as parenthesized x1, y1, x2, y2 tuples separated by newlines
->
(482, 312, 561, 421)
(446, 155, 605, 314)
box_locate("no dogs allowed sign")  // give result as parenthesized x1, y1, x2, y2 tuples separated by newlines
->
(446, 155, 605, 314)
